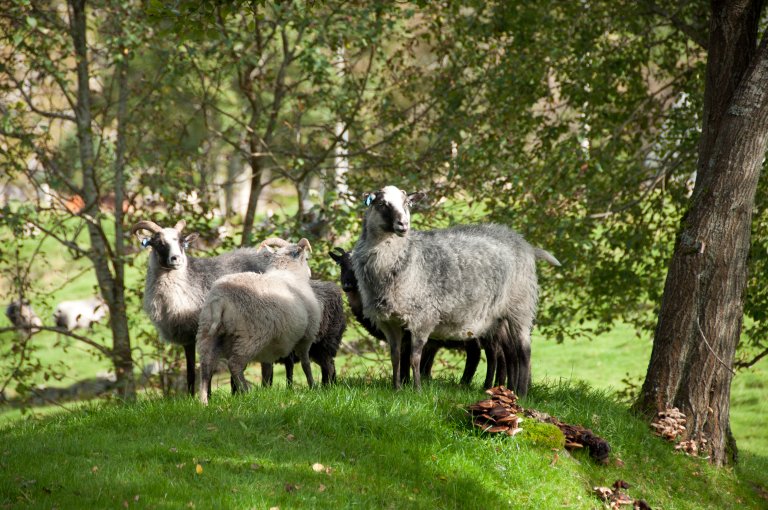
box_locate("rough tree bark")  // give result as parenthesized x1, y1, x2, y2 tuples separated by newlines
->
(69, 0, 135, 398)
(635, 0, 768, 466)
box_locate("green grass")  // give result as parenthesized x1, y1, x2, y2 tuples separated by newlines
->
(1, 381, 766, 509)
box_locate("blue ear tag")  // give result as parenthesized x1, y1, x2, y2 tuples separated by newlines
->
(141, 238, 150, 248)
(365, 194, 374, 207)
(183, 241, 190, 250)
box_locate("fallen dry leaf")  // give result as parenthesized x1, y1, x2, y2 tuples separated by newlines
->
(91, 466, 98, 474)
(318, 484, 326, 493)
(312, 463, 325, 473)
(284, 483, 299, 493)
(250, 463, 262, 471)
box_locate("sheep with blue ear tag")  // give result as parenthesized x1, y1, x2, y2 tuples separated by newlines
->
(131, 219, 276, 395)
(351, 185, 560, 395)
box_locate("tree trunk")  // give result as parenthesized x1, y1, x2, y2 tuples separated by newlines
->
(635, 1, 768, 466)
(241, 125, 265, 247)
(69, 0, 135, 398)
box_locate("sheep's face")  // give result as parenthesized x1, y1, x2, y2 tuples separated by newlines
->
(363, 186, 426, 237)
(266, 238, 312, 278)
(135, 220, 199, 271)
(329, 248, 357, 292)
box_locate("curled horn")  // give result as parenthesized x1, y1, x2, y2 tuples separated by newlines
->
(173, 219, 186, 232)
(298, 238, 312, 253)
(130, 221, 163, 236)
(258, 237, 290, 250)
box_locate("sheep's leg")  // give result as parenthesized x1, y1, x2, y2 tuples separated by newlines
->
(299, 350, 314, 388)
(409, 333, 428, 390)
(228, 358, 250, 394)
(460, 341, 482, 386)
(400, 333, 411, 384)
(319, 354, 334, 385)
(261, 363, 274, 388)
(380, 323, 403, 390)
(509, 325, 532, 397)
(480, 340, 497, 389)
(420, 340, 439, 381)
(183, 343, 196, 396)
(494, 320, 512, 388)
(198, 356, 214, 406)
(285, 359, 295, 387)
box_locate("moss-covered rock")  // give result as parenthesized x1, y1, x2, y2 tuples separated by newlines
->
(520, 420, 566, 450)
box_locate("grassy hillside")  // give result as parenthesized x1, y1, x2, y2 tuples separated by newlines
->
(1, 380, 766, 509)
(2, 219, 766, 508)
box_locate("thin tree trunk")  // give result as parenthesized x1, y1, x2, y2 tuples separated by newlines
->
(635, 1, 768, 465)
(241, 123, 265, 247)
(69, 0, 135, 398)
(109, 38, 135, 399)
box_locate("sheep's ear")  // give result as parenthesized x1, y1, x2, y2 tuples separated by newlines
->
(183, 233, 199, 249)
(407, 192, 427, 206)
(173, 219, 186, 232)
(329, 247, 345, 264)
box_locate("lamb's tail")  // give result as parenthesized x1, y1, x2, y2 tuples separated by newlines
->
(197, 297, 225, 360)
(535, 247, 561, 267)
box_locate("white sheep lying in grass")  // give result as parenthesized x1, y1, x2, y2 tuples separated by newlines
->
(196, 238, 320, 404)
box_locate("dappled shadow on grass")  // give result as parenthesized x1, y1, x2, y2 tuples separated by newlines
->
(0, 381, 512, 509)
(1, 379, 767, 509)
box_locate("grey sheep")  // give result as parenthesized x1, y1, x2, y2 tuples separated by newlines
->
(196, 239, 320, 405)
(5, 299, 43, 338)
(330, 247, 498, 388)
(351, 185, 560, 395)
(53, 296, 108, 331)
(131, 219, 275, 395)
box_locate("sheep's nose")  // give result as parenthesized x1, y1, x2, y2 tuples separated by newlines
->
(169, 255, 180, 265)
(394, 220, 408, 235)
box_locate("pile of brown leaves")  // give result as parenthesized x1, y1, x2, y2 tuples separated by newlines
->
(650, 408, 708, 457)
(593, 480, 652, 509)
(466, 386, 524, 436)
(649, 408, 686, 441)
(466, 386, 611, 463)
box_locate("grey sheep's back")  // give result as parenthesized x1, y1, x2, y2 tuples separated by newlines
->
(354, 223, 540, 339)
(198, 271, 321, 363)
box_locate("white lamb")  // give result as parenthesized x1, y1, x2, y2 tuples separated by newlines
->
(196, 238, 320, 404)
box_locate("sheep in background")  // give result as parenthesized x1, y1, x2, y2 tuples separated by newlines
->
(131, 219, 276, 395)
(53, 296, 108, 331)
(330, 247, 494, 387)
(260, 263, 346, 387)
(5, 299, 43, 338)
(197, 239, 320, 405)
(351, 185, 560, 396)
